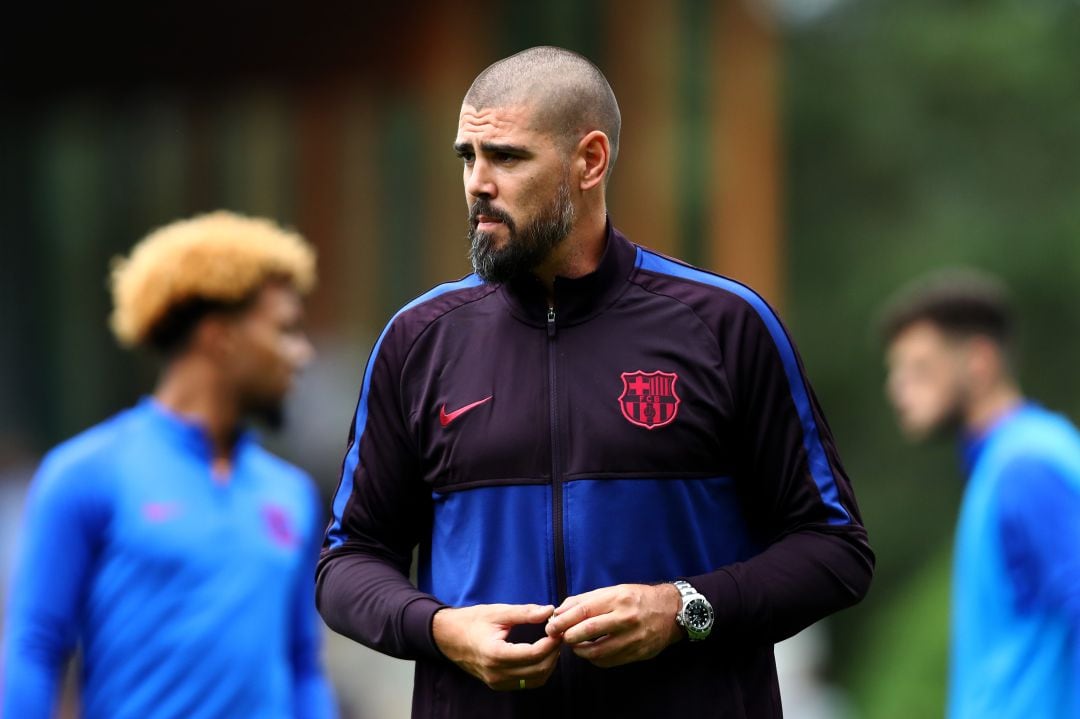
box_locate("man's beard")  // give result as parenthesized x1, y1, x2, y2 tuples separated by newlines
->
(248, 396, 286, 431)
(931, 393, 969, 442)
(467, 177, 575, 284)
(906, 380, 969, 444)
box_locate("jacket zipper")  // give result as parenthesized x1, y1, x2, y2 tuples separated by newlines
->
(550, 306, 577, 719)
(547, 305, 568, 604)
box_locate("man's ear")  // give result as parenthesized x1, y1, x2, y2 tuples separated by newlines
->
(576, 130, 611, 192)
(190, 313, 235, 359)
(965, 335, 1004, 385)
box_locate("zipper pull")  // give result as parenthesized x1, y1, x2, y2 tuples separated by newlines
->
(547, 306, 556, 337)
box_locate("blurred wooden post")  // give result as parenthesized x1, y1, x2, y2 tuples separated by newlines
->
(604, 0, 680, 256)
(296, 83, 346, 333)
(415, 0, 490, 288)
(709, 0, 783, 307)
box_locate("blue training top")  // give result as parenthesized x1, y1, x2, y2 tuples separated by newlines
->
(1, 398, 337, 719)
(950, 402, 1080, 719)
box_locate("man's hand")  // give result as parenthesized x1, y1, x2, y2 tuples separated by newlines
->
(432, 603, 561, 691)
(545, 583, 683, 668)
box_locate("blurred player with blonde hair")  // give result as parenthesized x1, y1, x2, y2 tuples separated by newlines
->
(1, 211, 337, 718)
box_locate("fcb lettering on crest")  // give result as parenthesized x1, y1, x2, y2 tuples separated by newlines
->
(618, 370, 681, 429)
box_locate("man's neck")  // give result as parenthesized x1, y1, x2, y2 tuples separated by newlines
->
(964, 381, 1024, 436)
(533, 211, 608, 300)
(154, 359, 241, 463)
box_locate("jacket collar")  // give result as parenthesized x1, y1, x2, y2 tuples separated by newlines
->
(497, 219, 637, 327)
(959, 399, 1034, 475)
(139, 396, 256, 464)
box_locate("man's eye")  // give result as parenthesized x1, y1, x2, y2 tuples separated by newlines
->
(495, 153, 516, 164)
(457, 152, 474, 164)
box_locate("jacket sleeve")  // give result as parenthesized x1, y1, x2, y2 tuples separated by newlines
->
(996, 455, 1080, 626)
(685, 297, 874, 644)
(1, 451, 108, 717)
(290, 482, 339, 719)
(995, 455, 1080, 697)
(315, 321, 447, 662)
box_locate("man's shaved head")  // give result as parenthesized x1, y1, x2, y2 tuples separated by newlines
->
(464, 46, 621, 179)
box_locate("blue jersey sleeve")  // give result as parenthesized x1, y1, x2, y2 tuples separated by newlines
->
(289, 483, 338, 719)
(1, 447, 110, 718)
(996, 455, 1080, 624)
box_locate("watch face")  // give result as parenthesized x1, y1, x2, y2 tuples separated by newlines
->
(685, 598, 714, 631)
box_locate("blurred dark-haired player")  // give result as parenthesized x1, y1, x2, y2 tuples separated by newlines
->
(882, 268, 1080, 719)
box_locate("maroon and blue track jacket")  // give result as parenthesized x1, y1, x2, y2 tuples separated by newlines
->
(317, 223, 873, 718)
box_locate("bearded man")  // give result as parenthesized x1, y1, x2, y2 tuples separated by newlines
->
(318, 46, 872, 719)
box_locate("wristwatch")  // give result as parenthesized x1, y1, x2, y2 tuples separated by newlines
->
(673, 580, 714, 641)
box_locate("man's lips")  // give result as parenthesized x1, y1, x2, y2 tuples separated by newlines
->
(475, 214, 505, 230)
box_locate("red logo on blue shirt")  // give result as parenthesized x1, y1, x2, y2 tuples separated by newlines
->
(618, 370, 681, 429)
(262, 505, 299, 548)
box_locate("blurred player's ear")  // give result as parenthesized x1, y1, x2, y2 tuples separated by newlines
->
(967, 335, 1007, 386)
(190, 313, 236, 360)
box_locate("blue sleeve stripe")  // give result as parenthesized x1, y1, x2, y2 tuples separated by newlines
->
(636, 248, 851, 526)
(326, 275, 486, 549)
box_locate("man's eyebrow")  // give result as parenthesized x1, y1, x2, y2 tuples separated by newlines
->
(453, 141, 532, 156)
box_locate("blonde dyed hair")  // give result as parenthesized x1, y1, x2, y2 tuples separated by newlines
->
(110, 211, 316, 347)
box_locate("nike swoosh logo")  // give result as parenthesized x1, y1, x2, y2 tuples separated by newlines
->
(439, 395, 493, 427)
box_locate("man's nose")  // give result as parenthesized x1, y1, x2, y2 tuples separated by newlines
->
(294, 335, 316, 370)
(465, 159, 497, 200)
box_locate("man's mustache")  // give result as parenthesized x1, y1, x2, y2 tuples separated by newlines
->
(469, 200, 515, 228)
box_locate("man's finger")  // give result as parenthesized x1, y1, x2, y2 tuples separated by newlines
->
(486, 640, 564, 690)
(571, 633, 622, 659)
(547, 599, 588, 635)
(489, 634, 562, 666)
(561, 610, 623, 645)
(548, 596, 615, 635)
(501, 641, 563, 679)
(552, 586, 612, 616)
(551, 596, 582, 617)
(571, 633, 642, 667)
(487, 603, 555, 625)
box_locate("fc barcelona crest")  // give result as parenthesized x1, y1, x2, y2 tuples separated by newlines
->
(618, 370, 681, 430)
